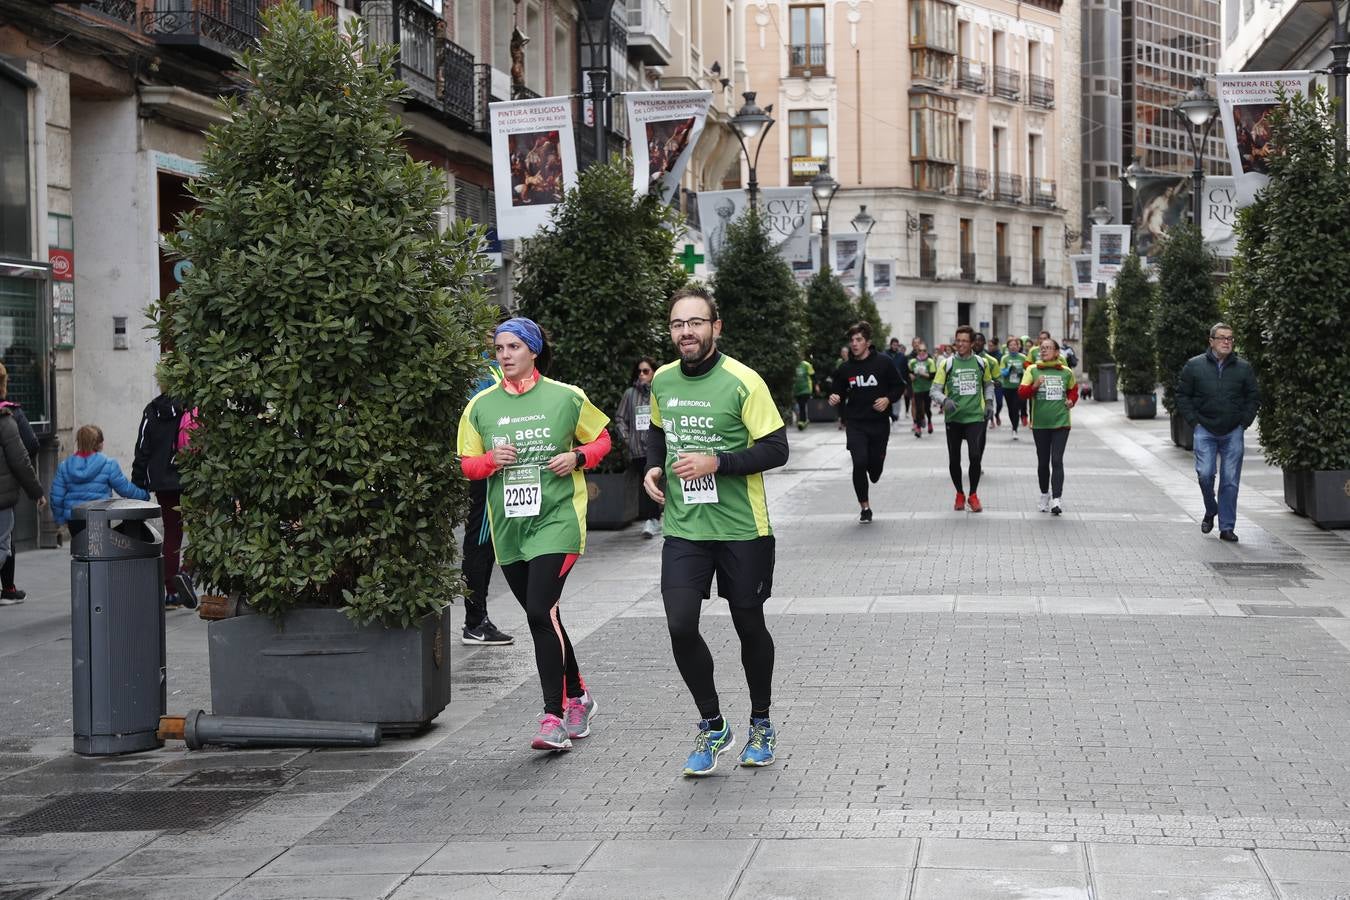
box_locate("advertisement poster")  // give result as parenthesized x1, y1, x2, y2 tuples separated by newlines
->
(1216, 71, 1314, 207)
(1072, 254, 1095, 299)
(870, 259, 894, 301)
(696, 187, 813, 274)
(1091, 225, 1132, 284)
(489, 96, 578, 239)
(1132, 174, 1190, 260)
(1200, 176, 1238, 258)
(830, 233, 866, 279)
(625, 91, 711, 202)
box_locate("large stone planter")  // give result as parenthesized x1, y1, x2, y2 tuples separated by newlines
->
(1093, 363, 1118, 402)
(1123, 392, 1157, 419)
(1283, 470, 1309, 517)
(585, 471, 637, 530)
(807, 397, 836, 424)
(208, 607, 451, 735)
(1170, 412, 1194, 451)
(1305, 470, 1350, 529)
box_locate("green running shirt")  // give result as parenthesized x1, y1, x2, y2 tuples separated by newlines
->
(1000, 352, 1027, 389)
(650, 354, 783, 541)
(793, 360, 814, 397)
(909, 357, 936, 392)
(1021, 362, 1076, 429)
(457, 377, 610, 564)
(933, 354, 993, 424)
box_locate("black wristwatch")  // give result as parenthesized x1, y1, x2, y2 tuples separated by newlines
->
(574, 451, 586, 469)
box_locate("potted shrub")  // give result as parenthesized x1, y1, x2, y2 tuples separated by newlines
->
(154, 4, 494, 731)
(1108, 252, 1158, 419)
(514, 158, 686, 529)
(1154, 223, 1218, 449)
(1225, 87, 1350, 527)
(711, 208, 806, 410)
(1083, 292, 1116, 402)
(804, 269, 858, 421)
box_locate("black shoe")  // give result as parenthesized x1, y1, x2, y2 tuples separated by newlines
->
(859, 508, 873, 524)
(164, 593, 183, 610)
(1201, 516, 1215, 534)
(463, 619, 514, 645)
(1219, 530, 1239, 543)
(173, 572, 199, 610)
(0, 587, 26, 601)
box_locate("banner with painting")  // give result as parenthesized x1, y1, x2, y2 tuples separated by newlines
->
(1199, 176, 1238, 258)
(625, 91, 711, 202)
(489, 96, 578, 239)
(830, 233, 867, 281)
(1091, 225, 1132, 285)
(1216, 71, 1314, 208)
(1131, 174, 1190, 261)
(1071, 254, 1095, 299)
(696, 187, 814, 276)
(870, 260, 895, 301)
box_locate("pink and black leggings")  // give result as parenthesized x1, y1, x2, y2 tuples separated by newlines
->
(500, 553, 585, 717)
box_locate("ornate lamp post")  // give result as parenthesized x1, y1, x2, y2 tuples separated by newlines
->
(851, 204, 875, 293)
(729, 91, 775, 208)
(1175, 76, 1220, 226)
(810, 163, 840, 271)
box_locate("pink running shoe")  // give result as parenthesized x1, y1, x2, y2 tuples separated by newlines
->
(565, 692, 598, 739)
(530, 714, 572, 751)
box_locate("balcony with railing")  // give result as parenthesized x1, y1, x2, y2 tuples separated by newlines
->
(1031, 178, 1056, 209)
(83, 0, 139, 27)
(957, 57, 985, 92)
(1032, 259, 1047, 287)
(1029, 74, 1055, 108)
(957, 167, 987, 199)
(627, 0, 672, 66)
(362, 0, 439, 107)
(439, 37, 476, 128)
(790, 43, 827, 76)
(992, 64, 1021, 100)
(142, 0, 263, 62)
(919, 246, 938, 279)
(993, 172, 1023, 203)
(996, 255, 1012, 284)
(473, 63, 497, 134)
(960, 252, 977, 281)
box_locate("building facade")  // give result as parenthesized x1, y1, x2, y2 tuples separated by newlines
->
(739, 0, 1079, 350)
(1220, 0, 1343, 86)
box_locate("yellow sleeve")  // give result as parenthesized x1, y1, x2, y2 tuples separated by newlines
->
(933, 359, 949, 388)
(740, 373, 785, 440)
(982, 357, 994, 384)
(575, 393, 611, 443)
(1067, 368, 1077, 390)
(456, 396, 485, 457)
(649, 362, 679, 429)
(1019, 365, 1035, 388)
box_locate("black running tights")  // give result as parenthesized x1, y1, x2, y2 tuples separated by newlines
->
(845, 424, 889, 504)
(500, 554, 583, 717)
(1004, 391, 1025, 433)
(912, 391, 931, 430)
(664, 592, 774, 722)
(1033, 427, 1070, 498)
(945, 420, 987, 494)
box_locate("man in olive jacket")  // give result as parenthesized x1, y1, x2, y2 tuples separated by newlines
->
(1175, 322, 1260, 543)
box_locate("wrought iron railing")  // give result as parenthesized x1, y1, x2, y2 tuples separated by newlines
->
(919, 246, 938, 279)
(1029, 74, 1055, 108)
(957, 167, 987, 199)
(83, 0, 138, 27)
(473, 63, 495, 133)
(362, 0, 438, 105)
(996, 255, 1012, 284)
(992, 64, 1021, 100)
(993, 172, 1023, 203)
(1032, 179, 1056, 209)
(1032, 259, 1047, 286)
(957, 57, 985, 92)
(960, 252, 977, 281)
(142, 0, 263, 56)
(438, 37, 476, 128)
(789, 43, 826, 75)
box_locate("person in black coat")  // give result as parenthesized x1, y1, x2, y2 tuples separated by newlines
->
(0, 363, 45, 605)
(132, 389, 189, 608)
(828, 322, 905, 523)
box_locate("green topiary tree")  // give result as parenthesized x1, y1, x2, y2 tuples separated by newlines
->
(1224, 86, 1350, 472)
(1153, 223, 1218, 414)
(155, 3, 494, 626)
(1082, 294, 1115, 381)
(514, 157, 686, 469)
(1108, 252, 1158, 395)
(855, 290, 889, 347)
(804, 270, 856, 379)
(710, 209, 806, 408)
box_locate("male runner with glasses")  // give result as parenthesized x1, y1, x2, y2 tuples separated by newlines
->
(643, 286, 789, 776)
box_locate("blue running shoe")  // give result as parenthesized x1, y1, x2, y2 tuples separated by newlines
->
(682, 719, 734, 777)
(740, 719, 776, 767)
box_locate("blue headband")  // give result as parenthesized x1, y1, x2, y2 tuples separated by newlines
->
(495, 317, 544, 355)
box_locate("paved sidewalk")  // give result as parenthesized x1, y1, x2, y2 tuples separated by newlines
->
(3, 398, 1350, 898)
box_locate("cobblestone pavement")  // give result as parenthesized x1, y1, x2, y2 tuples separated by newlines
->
(3, 398, 1350, 898)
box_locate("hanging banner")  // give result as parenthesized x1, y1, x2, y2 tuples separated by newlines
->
(626, 90, 711, 202)
(1071, 254, 1095, 299)
(830, 233, 866, 278)
(696, 187, 813, 274)
(1200, 176, 1238, 258)
(489, 96, 578, 240)
(1132, 174, 1190, 260)
(1216, 71, 1314, 208)
(1091, 225, 1132, 285)
(870, 259, 895, 301)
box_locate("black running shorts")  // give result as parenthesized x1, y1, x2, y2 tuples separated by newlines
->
(661, 535, 776, 608)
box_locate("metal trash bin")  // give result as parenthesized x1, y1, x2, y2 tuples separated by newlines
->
(70, 499, 165, 755)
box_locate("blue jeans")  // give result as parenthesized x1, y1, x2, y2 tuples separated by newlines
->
(1193, 424, 1244, 532)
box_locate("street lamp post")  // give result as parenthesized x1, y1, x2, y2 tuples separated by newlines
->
(1176, 76, 1220, 226)
(1325, 0, 1350, 166)
(851, 204, 876, 293)
(810, 163, 840, 271)
(729, 91, 775, 209)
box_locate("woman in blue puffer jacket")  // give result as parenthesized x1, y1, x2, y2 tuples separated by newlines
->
(51, 425, 149, 536)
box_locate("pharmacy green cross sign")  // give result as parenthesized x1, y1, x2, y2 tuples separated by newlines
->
(678, 244, 704, 273)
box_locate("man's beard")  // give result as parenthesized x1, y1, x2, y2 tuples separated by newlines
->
(678, 333, 715, 363)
